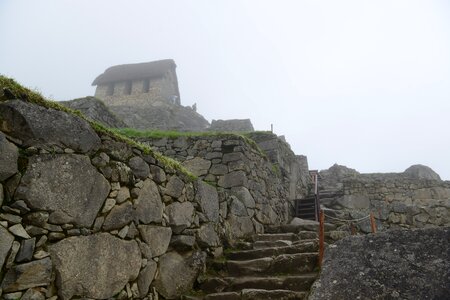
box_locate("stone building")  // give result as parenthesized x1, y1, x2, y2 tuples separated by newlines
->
(92, 59, 181, 106)
(91, 59, 209, 131)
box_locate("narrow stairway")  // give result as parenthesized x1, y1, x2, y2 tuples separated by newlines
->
(192, 230, 320, 300)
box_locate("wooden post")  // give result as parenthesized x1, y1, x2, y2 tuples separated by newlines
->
(350, 223, 356, 235)
(370, 212, 377, 233)
(318, 209, 325, 267)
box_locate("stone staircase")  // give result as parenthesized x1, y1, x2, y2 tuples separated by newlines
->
(186, 228, 322, 300)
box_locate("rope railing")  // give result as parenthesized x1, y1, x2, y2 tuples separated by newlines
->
(318, 210, 377, 267)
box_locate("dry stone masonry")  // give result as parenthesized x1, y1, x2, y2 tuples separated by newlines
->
(1, 97, 287, 300)
(139, 132, 311, 241)
(319, 164, 450, 232)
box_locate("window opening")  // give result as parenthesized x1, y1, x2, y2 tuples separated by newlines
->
(124, 81, 132, 95)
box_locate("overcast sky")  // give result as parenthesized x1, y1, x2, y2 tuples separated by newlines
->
(1, 0, 449, 179)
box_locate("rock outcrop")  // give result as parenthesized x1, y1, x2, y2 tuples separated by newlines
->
(0, 99, 101, 153)
(61, 96, 126, 128)
(308, 227, 450, 300)
(111, 102, 210, 131)
(404, 164, 441, 181)
(209, 119, 254, 132)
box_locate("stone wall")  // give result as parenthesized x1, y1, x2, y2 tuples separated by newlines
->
(138, 133, 312, 238)
(319, 165, 450, 232)
(0, 98, 287, 299)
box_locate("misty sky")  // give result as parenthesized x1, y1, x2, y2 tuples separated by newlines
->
(1, 0, 449, 179)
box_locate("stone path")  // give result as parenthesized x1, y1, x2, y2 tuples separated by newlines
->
(184, 225, 324, 300)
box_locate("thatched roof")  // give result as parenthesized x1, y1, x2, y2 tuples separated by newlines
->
(92, 59, 176, 86)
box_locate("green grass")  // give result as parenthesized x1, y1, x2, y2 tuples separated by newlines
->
(114, 128, 267, 158)
(0, 75, 196, 180)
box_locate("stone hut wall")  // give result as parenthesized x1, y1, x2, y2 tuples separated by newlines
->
(0, 98, 277, 299)
(94, 69, 179, 107)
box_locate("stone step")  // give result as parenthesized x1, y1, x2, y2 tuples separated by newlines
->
(227, 240, 318, 261)
(253, 240, 293, 249)
(227, 253, 318, 276)
(298, 231, 318, 240)
(204, 292, 240, 300)
(241, 289, 307, 300)
(203, 289, 307, 300)
(265, 222, 336, 234)
(200, 274, 318, 293)
(253, 233, 297, 242)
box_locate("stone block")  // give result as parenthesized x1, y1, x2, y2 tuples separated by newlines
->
(15, 238, 36, 263)
(0, 225, 14, 269)
(0, 132, 19, 181)
(166, 202, 195, 234)
(138, 225, 172, 257)
(153, 251, 206, 299)
(165, 176, 185, 198)
(1, 258, 52, 292)
(128, 156, 150, 179)
(16, 154, 110, 227)
(182, 157, 211, 176)
(170, 235, 196, 251)
(134, 179, 163, 224)
(195, 180, 219, 222)
(197, 223, 220, 247)
(218, 171, 248, 188)
(137, 260, 157, 297)
(102, 201, 134, 231)
(49, 233, 141, 299)
(230, 187, 256, 208)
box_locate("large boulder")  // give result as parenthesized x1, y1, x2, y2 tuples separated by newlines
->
(110, 102, 210, 131)
(61, 96, 126, 128)
(404, 164, 441, 181)
(319, 164, 360, 190)
(153, 251, 206, 299)
(308, 227, 450, 300)
(0, 132, 19, 181)
(15, 154, 110, 227)
(0, 100, 101, 153)
(49, 233, 141, 299)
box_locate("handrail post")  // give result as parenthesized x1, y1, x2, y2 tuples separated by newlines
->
(318, 209, 325, 267)
(370, 212, 377, 233)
